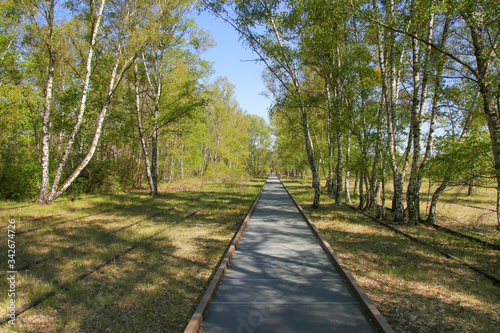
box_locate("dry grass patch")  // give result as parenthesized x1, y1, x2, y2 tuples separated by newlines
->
(385, 180, 500, 244)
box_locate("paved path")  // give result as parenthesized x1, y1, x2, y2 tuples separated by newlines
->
(201, 174, 379, 332)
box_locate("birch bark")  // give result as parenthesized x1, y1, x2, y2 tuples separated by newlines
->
(345, 131, 351, 203)
(52, 55, 135, 200)
(47, 0, 106, 202)
(466, 17, 500, 230)
(408, 13, 450, 225)
(373, 0, 411, 221)
(335, 132, 343, 206)
(38, 0, 106, 204)
(151, 81, 162, 195)
(406, 34, 424, 225)
(38, 0, 56, 204)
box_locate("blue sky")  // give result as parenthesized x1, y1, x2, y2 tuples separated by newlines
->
(192, 11, 273, 123)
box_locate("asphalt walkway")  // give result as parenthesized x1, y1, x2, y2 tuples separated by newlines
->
(201, 174, 379, 332)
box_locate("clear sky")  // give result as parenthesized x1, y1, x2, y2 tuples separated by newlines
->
(192, 10, 273, 123)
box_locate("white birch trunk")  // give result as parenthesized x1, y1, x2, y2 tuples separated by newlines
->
(38, 0, 56, 204)
(48, 0, 106, 199)
(406, 35, 423, 225)
(335, 132, 343, 206)
(49, 54, 134, 201)
(345, 131, 351, 204)
(151, 81, 162, 196)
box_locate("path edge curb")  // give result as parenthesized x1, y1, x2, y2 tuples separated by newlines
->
(276, 175, 394, 333)
(183, 178, 267, 333)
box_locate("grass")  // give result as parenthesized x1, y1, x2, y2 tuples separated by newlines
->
(385, 179, 500, 243)
(281, 177, 500, 333)
(0, 176, 265, 332)
(346, 178, 500, 278)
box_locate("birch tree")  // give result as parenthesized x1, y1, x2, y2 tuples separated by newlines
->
(406, 9, 452, 225)
(132, 0, 210, 195)
(457, 0, 500, 230)
(35, 0, 147, 204)
(369, 0, 413, 222)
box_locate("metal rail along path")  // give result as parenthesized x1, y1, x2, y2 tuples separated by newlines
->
(185, 173, 393, 333)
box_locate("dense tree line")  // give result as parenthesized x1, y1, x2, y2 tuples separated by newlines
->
(0, 0, 272, 203)
(2, 0, 498, 230)
(208, 0, 498, 227)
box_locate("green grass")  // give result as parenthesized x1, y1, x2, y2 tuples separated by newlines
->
(282, 177, 500, 333)
(0, 176, 265, 332)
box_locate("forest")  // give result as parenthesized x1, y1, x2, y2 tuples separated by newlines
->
(1, 0, 273, 204)
(1, 0, 499, 332)
(206, 0, 499, 227)
(1, 0, 499, 228)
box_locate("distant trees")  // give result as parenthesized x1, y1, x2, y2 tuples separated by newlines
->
(199, 77, 250, 175)
(206, 0, 323, 207)
(246, 114, 272, 175)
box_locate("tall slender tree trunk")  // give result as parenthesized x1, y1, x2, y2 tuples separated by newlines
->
(269, 15, 321, 208)
(407, 11, 436, 225)
(326, 83, 335, 196)
(393, 173, 404, 221)
(358, 168, 364, 210)
(363, 168, 370, 210)
(376, 181, 382, 201)
(369, 100, 385, 210)
(335, 132, 343, 206)
(412, 14, 451, 223)
(353, 172, 358, 197)
(380, 159, 386, 218)
(465, 17, 500, 230)
(301, 105, 321, 208)
(426, 181, 448, 224)
(407, 35, 423, 225)
(134, 63, 154, 194)
(140, 48, 165, 196)
(387, 0, 406, 222)
(368, 150, 380, 209)
(151, 113, 159, 196)
(373, 0, 406, 222)
(38, 0, 56, 204)
(345, 132, 351, 204)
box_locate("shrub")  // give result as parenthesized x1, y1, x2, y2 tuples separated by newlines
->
(0, 148, 41, 201)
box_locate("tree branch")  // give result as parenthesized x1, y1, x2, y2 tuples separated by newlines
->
(351, 2, 479, 78)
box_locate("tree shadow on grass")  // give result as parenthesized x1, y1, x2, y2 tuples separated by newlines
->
(0, 179, 264, 332)
(313, 205, 500, 333)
